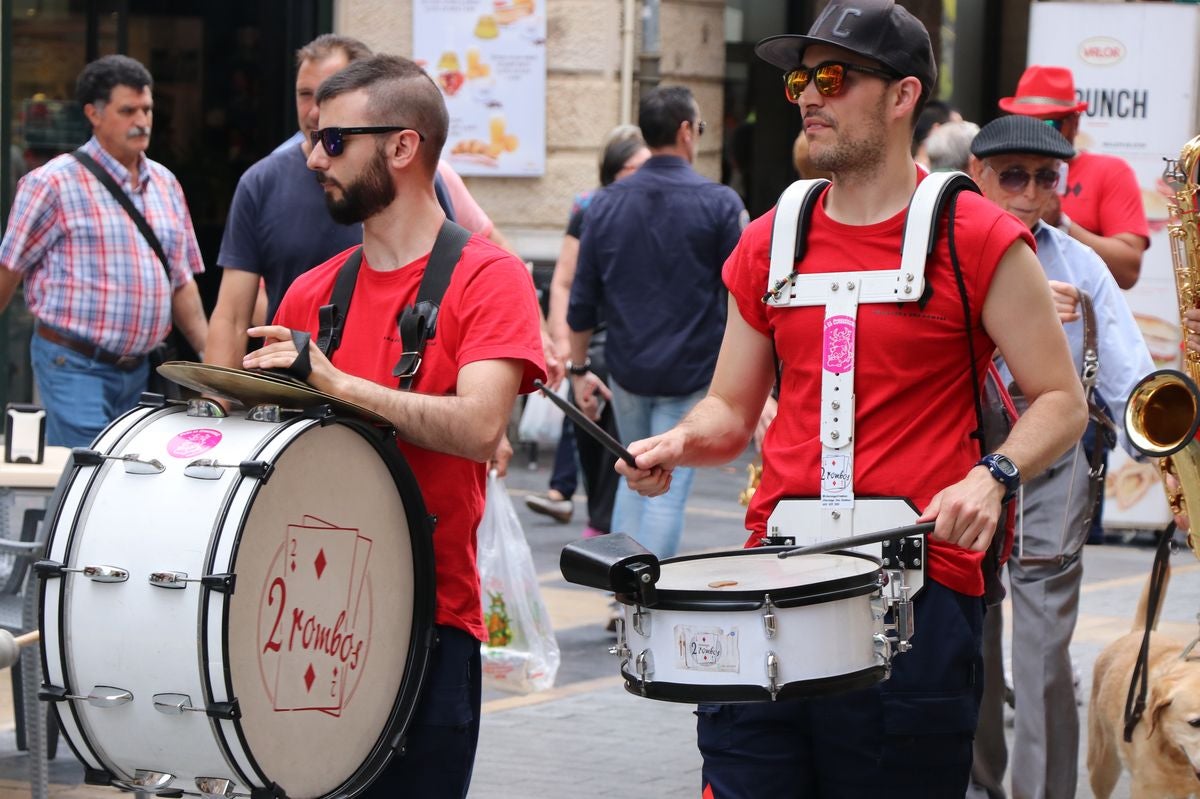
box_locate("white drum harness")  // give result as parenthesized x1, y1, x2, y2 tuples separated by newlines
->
(762, 171, 983, 605)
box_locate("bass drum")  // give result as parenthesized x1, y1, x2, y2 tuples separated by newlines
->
(38, 401, 434, 798)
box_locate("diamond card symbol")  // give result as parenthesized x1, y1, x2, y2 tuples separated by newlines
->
(314, 549, 327, 580)
(304, 664, 316, 693)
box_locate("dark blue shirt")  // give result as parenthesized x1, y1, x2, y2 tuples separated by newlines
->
(568, 155, 746, 396)
(218, 137, 456, 324)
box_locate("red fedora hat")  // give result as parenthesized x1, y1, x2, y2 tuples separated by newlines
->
(999, 65, 1089, 119)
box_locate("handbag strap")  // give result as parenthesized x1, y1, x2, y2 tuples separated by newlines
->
(317, 219, 472, 389)
(72, 150, 170, 276)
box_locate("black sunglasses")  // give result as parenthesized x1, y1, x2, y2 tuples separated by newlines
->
(991, 164, 1060, 193)
(783, 61, 898, 102)
(311, 125, 426, 157)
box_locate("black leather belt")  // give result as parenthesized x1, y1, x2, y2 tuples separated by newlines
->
(36, 325, 145, 371)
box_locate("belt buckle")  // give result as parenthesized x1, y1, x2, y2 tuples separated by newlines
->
(393, 351, 422, 380)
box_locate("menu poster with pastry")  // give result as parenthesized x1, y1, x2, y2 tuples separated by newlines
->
(413, 0, 546, 177)
(1029, 2, 1200, 528)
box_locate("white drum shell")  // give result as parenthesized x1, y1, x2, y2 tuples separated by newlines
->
(40, 405, 426, 798)
(619, 552, 887, 701)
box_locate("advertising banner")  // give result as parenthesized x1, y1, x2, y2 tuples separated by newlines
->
(1028, 2, 1200, 528)
(413, 0, 546, 177)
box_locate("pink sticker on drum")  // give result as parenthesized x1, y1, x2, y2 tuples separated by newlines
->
(822, 315, 855, 374)
(166, 428, 222, 458)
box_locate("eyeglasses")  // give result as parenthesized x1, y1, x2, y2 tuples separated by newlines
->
(310, 125, 425, 157)
(783, 61, 899, 102)
(990, 164, 1060, 193)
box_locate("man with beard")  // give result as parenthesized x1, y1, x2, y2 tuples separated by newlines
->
(0, 54, 208, 446)
(615, 2, 1086, 795)
(241, 54, 545, 798)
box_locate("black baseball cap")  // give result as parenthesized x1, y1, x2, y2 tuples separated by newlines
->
(755, 1, 937, 100)
(970, 115, 1075, 160)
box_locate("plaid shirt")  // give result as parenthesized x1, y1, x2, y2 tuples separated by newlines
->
(0, 137, 204, 356)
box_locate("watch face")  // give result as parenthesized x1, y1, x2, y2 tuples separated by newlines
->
(993, 454, 1019, 478)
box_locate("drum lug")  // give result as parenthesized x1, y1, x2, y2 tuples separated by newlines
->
(632, 605, 651, 637)
(40, 683, 134, 708)
(35, 561, 129, 583)
(762, 593, 778, 640)
(71, 448, 165, 475)
(609, 615, 631, 661)
(766, 651, 780, 701)
(883, 576, 915, 654)
(246, 404, 285, 423)
(873, 632, 894, 674)
(183, 459, 237, 480)
(186, 398, 228, 418)
(195, 777, 237, 799)
(635, 649, 654, 695)
(112, 770, 175, 794)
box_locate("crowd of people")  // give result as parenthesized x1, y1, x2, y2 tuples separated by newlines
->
(0, 0, 1168, 794)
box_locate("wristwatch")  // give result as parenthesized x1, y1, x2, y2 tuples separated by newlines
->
(566, 358, 592, 376)
(977, 453, 1020, 502)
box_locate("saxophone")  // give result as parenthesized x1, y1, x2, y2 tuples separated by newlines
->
(1124, 134, 1200, 555)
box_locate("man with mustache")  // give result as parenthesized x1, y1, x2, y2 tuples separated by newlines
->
(616, 1, 1086, 794)
(0, 54, 207, 446)
(242, 54, 545, 797)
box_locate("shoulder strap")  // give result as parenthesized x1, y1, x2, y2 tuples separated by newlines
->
(945, 188, 989, 459)
(393, 220, 473, 389)
(900, 171, 980, 309)
(764, 178, 830, 303)
(72, 150, 170, 276)
(317, 247, 364, 358)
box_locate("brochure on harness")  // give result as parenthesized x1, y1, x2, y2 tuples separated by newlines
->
(413, 0, 546, 176)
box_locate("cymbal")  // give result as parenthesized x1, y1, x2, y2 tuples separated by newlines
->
(156, 362, 392, 426)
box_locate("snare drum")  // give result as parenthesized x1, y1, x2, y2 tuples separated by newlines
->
(615, 548, 888, 703)
(38, 401, 434, 798)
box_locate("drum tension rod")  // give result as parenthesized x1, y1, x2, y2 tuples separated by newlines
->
(39, 684, 133, 708)
(71, 447, 165, 475)
(33, 561, 128, 583)
(152, 693, 242, 721)
(184, 459, 273, 482)
(149, 571, 236, 594)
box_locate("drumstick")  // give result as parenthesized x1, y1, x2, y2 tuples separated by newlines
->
(533, 380, 638, 468)
(776, 522, 936, 559)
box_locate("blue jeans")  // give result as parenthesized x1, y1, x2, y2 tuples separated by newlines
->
(30, 329, 149, 448)
(608, 378, 705, 558)
(365, 625, 481, 799)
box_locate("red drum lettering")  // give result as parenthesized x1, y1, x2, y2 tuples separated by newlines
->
(288, 607, 361, 669)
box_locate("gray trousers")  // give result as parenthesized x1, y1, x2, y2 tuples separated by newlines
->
(968, 446, 1090, 799)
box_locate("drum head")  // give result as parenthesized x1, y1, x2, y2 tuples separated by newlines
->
(639, 549, 881, 610)
(156, 362, 391, 426)
(224, 421, 429, 798)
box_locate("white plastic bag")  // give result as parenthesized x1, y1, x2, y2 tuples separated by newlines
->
(516, 381, 567, 446)
(477, 471, 560, 693)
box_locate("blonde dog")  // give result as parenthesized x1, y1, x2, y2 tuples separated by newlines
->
(1088, 562, 1200, 798)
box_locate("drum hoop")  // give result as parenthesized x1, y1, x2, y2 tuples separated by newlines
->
(621, 547, 882, 612)
(38, 401, 166, 781)
(211, 416, 437, 798)
(621, 663, 888, 705)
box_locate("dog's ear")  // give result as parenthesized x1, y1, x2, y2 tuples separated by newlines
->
(1147, 673, 1182, 738)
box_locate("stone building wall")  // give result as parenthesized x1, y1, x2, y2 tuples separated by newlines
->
(335, 0, 727, 260)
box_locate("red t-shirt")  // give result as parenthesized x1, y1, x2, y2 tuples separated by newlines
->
(274, 236, 546, 640)
(723, 180, 1033, 596)
(1062, 151, 1149, 242)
